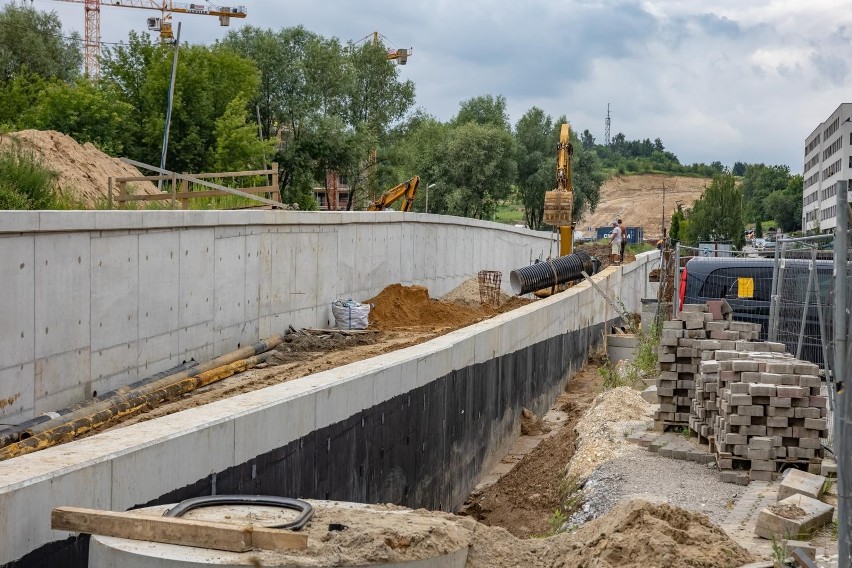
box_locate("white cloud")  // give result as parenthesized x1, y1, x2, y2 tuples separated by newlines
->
(8, 0, 852, 172)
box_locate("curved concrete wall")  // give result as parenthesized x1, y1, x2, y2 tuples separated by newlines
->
(0, 249, 659, 567)
(0, 211, 556, 426)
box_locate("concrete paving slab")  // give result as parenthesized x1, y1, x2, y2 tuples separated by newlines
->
(754, 494, 834, 540)
(778, 469, 826, 502)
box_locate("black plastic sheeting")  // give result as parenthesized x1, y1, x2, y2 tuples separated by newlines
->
(6, 322, 608, 568)
(509, 251, 597, 295)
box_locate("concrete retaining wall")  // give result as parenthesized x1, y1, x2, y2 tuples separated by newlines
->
(0, 211, 556, 426)
(0, 249, 659, 568)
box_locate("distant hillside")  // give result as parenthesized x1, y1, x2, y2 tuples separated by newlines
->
(577, 173, 709, 240)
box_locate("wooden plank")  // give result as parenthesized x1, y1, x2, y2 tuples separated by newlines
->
(51, 506, 307, 552)
(118, 186, 278, 202)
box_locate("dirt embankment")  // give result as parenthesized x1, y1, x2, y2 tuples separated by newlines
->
(0, 130, 159, 208)
(578, 173, 709, 240)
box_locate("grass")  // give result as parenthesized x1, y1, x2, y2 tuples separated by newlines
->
(492, 196, 526, 225)
(0, 144, 64, 209)
(600, 320, 660, 392)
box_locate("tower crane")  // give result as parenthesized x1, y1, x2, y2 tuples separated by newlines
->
(353, 31, 411, 65)
(43, 0, 247, 78)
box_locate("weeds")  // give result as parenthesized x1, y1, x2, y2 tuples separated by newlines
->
(546, 508, 568, 535)
(0, 144, 61, 209)
(821, 478, 834, 496)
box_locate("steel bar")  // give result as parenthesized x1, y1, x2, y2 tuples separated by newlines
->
(834, 179, 850, 568)
(795, 249, 816, 359)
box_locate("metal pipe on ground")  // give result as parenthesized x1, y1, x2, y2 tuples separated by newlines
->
(509, 250, 595, 295)
(0, 336, 284, 461)
(0, 360, 199, 448)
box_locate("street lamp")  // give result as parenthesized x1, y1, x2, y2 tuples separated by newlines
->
(426, 183, 436, 213)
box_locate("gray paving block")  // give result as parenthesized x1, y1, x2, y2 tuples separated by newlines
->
(755, 494, 834, 540)
(778, 469, 826, 502)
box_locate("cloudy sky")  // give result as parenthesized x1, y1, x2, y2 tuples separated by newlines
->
(18, 0, 852, 172)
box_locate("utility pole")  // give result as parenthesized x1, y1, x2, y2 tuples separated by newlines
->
(158, 22, 181, 191)
(834, 179, 849, 568)
(662, 181, 666, 239)
(605, 103, 611, 146)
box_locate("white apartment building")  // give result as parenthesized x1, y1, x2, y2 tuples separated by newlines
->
(802, 103, 852, 233)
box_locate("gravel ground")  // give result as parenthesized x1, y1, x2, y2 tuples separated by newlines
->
(564, 443, 743, 530)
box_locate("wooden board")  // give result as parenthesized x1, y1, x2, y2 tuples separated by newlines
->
(52, 507, 307, 552)
(543, 190, 573, 226)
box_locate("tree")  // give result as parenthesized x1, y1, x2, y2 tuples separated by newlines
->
(0, 3, 81, 82)
(563, 117, 604, 220)
(764, 174, 803, 232)
(740, 163, 790, 222)
(514, 107, 553, 229)
(101, 37, 261, 171)
(754, 219, 763, 238)
(21, 79, 134, 155)
(212, 95, 276, 171)
(580, 129, 595, 150)
(430, 122, 516, 219)
(732, 161, 746, 176)
(684, 173, 744, 248)
(670, 204, 685, 241)
(452, 94, 510, 130)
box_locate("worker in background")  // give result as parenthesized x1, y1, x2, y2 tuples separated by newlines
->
(609, 221, 623, 265)
(618, 218, 627, 263)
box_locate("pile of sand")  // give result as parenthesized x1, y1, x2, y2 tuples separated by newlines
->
(566, 386, 652, 481)
(365, 284, 489, 330)
(465, 499, 754, 567)
(440, 277, 513, 308)
(0, 130, 159, 208)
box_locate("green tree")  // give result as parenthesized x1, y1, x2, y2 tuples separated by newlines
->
(0, 71, 49, 127)
(452, 94, 510, 130)
(0, 3, 81, 82)
(732, 161, 746, 176)
(754, 219, 763, 238)
(212, 95, 276, 171)
(514, 106, 553, 229)
(101, 37, 260, 171)
(764, 174, 803, 232)
(430, 122, 516, 219)
(22, 79, 134, 155)
(565, 117, 604, 221)
(670, 204, 685, 241)
(684, 173, 744, 248)
(740, 163, 790, 222)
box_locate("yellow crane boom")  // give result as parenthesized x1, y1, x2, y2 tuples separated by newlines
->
(44, 0, 246, 77)
(367, 176, 420, 212)
(543, 123, 575, 256)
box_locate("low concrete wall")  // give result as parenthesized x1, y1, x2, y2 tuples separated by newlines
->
(0, 211, 556, 425)
(0, 250, 658, 568)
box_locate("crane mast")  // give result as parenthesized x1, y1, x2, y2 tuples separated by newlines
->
(43, 0, 247, 77)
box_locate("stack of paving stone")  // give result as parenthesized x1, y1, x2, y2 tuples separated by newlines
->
(655, 303, 760, 430)
(709, 348, 827, 482)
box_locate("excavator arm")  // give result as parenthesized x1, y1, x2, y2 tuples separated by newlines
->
(367, 176, 420, 212)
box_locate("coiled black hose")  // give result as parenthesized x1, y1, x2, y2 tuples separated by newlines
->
(509, 251, 597, 295)
(163, 495, 314, 531)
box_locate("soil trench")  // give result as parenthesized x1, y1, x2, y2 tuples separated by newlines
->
(458, 358, 605, 537)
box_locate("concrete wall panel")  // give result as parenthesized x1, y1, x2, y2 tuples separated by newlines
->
(91, 234, 139, 351)
(138, 232, 180, 339)
(178, 228, 215, 328)
(0, 363, 34, 424)
(0, 237, 34, 369)
(34, 233, 90, 359)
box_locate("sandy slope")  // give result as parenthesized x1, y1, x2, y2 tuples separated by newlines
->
(578, 173, 710, 240)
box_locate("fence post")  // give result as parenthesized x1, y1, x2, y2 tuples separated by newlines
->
(180, 178, 189, 209)
(768, 240, 783, 341)
(673, 243, 681, 315)
(271, 162, 280, 204)
(794, 247, 816, 359)
(833, 179, 850, 568)
(107, 178, 113, 210)
(119, 181, 127, 210)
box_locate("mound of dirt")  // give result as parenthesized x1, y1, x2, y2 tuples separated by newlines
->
(567, 386, 652, 481)
(366, 284, 490, 330)
(577, 174, 709, 240)
(441, 277, 513, 308)
(0, 130, 159, 208)
(464, 499, 754, 568)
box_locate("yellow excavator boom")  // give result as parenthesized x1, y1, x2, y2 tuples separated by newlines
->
(367, 176, 420, 212)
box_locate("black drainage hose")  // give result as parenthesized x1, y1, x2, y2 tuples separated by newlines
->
(163, 495, 314, 531)
(509, 250, 596, 295)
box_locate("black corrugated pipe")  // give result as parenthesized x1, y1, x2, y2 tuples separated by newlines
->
(0, 360, 199, 448)
(509, 250, 597, 295)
